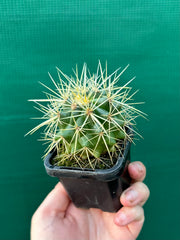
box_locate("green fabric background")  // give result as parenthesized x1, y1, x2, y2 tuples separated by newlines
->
(0, 0, 179, 239)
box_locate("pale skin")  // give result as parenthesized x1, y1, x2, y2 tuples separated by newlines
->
(31, 161, 150, 240)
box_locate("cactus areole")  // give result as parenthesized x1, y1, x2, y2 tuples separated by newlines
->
(27, 61, 145, 212)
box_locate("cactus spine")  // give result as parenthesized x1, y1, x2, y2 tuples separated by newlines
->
(27, 62, 146, 169)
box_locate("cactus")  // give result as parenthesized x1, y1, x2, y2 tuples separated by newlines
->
(27, 61, 146, 169)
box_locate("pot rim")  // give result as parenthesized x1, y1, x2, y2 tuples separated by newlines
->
(44, 140, 131, 181)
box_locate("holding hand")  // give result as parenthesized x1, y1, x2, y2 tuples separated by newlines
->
(31, 161, 149, 240)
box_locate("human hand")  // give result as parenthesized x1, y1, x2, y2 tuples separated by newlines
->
(31, 161, 150, 240)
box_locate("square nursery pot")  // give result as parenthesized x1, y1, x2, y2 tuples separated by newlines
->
(44, 140, 132, 213)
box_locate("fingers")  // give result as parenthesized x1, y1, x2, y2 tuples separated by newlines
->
(120, 182, 150, 207)
(114, 205, 144, 226)
(122, 161, 149, 207)
(35, 182, 70, 219)
(113, 162, 149, 238)
(128, 161, 146, 182)
(114, 206, 145, 238)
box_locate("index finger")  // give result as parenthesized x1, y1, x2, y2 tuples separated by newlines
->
(128, 161, 146, 182)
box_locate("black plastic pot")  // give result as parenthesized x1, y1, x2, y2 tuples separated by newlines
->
(44, 140, 132, 212)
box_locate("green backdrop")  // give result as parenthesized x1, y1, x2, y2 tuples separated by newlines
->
(0, 1, 179, 239)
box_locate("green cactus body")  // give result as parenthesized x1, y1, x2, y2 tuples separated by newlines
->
(27, 62, 146, 169)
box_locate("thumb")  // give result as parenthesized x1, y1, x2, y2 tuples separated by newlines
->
(37, 182, 70, 218)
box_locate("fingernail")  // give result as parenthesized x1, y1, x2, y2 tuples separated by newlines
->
(135, 162, 143, 173)
(124, 189, 138, 203)
(116, 212, 128, 226)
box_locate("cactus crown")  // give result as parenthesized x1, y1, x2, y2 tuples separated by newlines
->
(27, 62, 146, 169)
